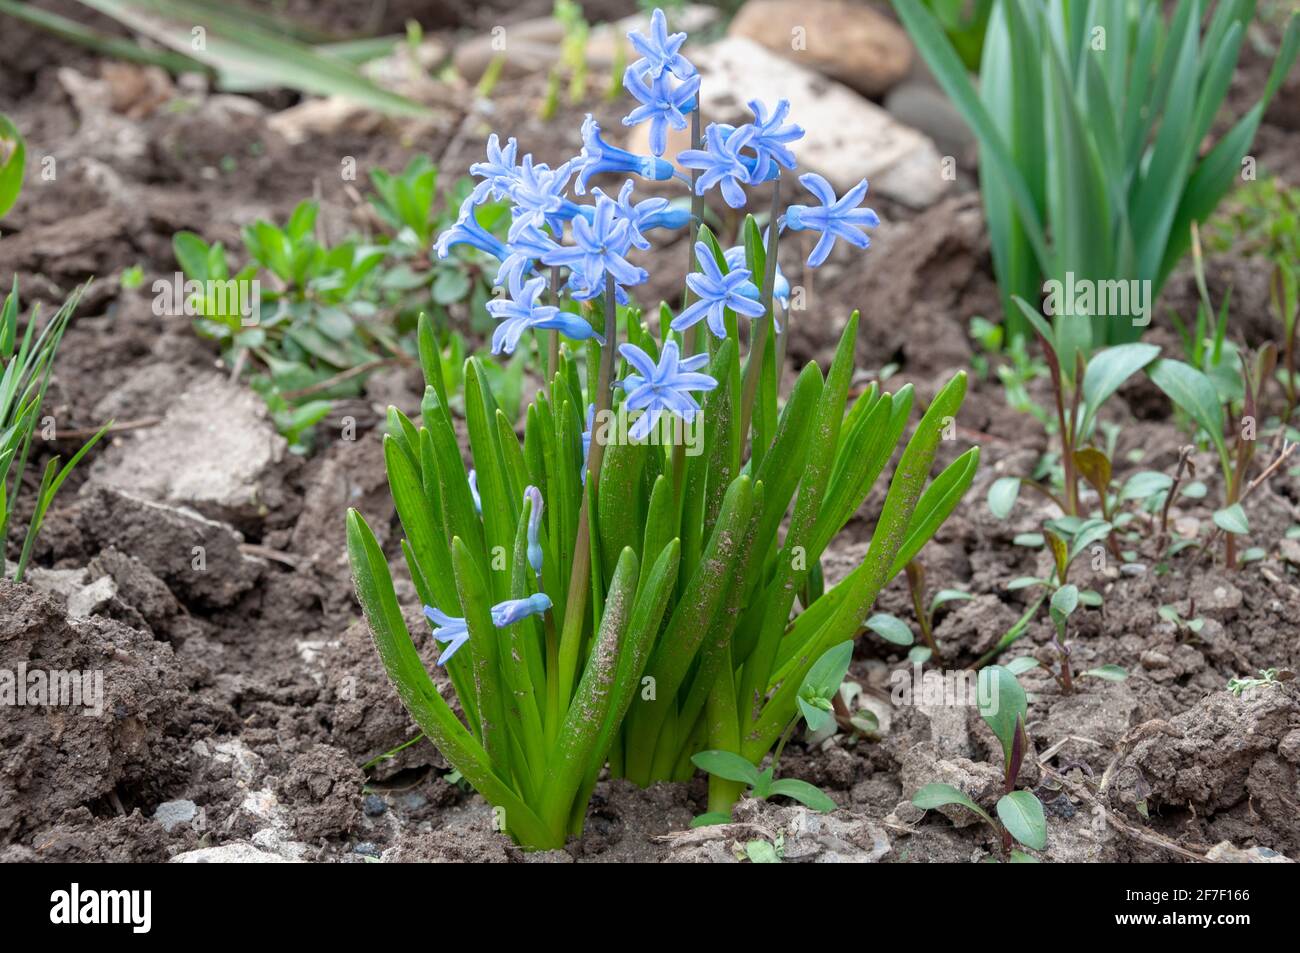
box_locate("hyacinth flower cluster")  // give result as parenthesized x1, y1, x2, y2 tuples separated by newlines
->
(347, 8, 979, 850)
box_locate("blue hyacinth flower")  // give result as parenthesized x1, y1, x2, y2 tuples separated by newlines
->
(543, 194, 648, 301)
(491, 593, 553, 627)
(468, 133, 520, 203)
(494, 224, 557, 291)
(574, 115, 674, 195)
(743, 99, 803, 183)
(524, 486, 544, 577)
(435, 195, 508, 262)
(784, 173, 880, 268)
(622, 67, 700, 158)
(671, 241, 765, 339)
(617, 340, 717, 440)
(677, 123, 756, 209)
(627, 8, 696, 80)
(506, 155, 580, 240)
(723, 244, 789, 325)
(488, 275, 605, 355)
(595, 180, 688, 251)
(423, 606, 470, 665)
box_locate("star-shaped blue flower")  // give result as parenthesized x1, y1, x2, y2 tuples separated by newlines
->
(542, 194, 648, 301)
(742, 99, 803, 183)
(622, 67, 700, 158)
(677, 123, 756, 209)
(594, 180, 688, 251)
(783, 173, 880, 268)
(671, 241, 765, 339)
(506, 155, 580, 240)
(627, 8, 696, 80)
(617, 340, 717, 440)
(423, 605, 470, 665)
(488, 275, 605, 355)
(435, 195, 508, 262)
(494, 224, 557, 292)
(468, 133, 519, 203)
(574, 115, 674, 195)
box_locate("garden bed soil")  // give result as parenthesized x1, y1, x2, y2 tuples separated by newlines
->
(1, 6, 1298, 863)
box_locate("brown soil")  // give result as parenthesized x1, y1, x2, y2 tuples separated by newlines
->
(1, 4, 1298, 863)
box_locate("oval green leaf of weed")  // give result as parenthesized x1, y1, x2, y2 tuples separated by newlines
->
(1050, 584, 1079, 621)
(797, 696, 834, 732)
(911, 782, 993, 825)
(865, 613, 914, 646)
(1081, 343, 1160, 434)
(767, 778, 837, 813)
(978, 665, 1027, 767)
(1213, 503, 1249, 535)
(1006, 656, 1040, 676)
(988, 476, 1022, 519)
(1082, 664, 1129, 682)
(801, 640, 854, 701)
(997, 790, 1047, 850)
(691, 750, 761, 787)
(1121, 470, 1174, 502)
(1148, 359, 1227, 462)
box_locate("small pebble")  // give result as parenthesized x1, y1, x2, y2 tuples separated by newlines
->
(353, 842, 381, 858)
(362, 794, 387, 817)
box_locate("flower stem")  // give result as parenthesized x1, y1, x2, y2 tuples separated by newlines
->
(739, 174, 781, 445)
(673, 106, 705, 501)
(555, 273, 619, 718)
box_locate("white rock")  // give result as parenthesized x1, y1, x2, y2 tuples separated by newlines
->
(154, 799, 199, 833)
(170, 843, 293, 863)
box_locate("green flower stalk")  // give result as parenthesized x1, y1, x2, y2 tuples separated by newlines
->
(347, 9, 979, 849)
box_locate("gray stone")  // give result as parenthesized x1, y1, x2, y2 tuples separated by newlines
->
(87, 372, 288, 530)
(884, 81, 974, 158)
(78, 486, 262, 608)
(153, 799, 198, 833)
(170, 843, 292, 863)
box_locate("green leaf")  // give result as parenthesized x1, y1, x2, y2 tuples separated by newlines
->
(987, 476, 1022, 519)
(1081, 664, 1129, 682)
(767, 778, 837, 813)
(978, 665, 1027, 771)
(1120, 470, 1173, 502)
(691, 750, 762, 787)
(1005, 656, 1040, 676)
(865, 613, 913, 646)
(744, 840, 781, 863)
(1147, 359, 1228, 471)
(996, 790, 1047, 850)
(911, 782, 994, 826)
(797, 696, 833, 733)
(690, 812, 732, 828)
(1049, 584, 1079, 624)
(1213, 503, 1249, 535)
(0, 113, 26, 220)
(930, 589, 974, 614)
(432, 267, 472, 305)
(1081, 346, 1160, 435)
(800, 640, 854, 702)
(1008, 849, 1040, 863)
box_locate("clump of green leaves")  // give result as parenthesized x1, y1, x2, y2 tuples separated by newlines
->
(174, 162, 505, 450)
(896, 0, 1300, 360)
(912, 665, 1045, 862)
(1, 116, 111, 580)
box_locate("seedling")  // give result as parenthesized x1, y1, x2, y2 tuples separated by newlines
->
(883, 560, 972, 660)
(1227, 668, 1293, 696)
(912, 665, 1046, 862)
(1008, 584, 1127, 692)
